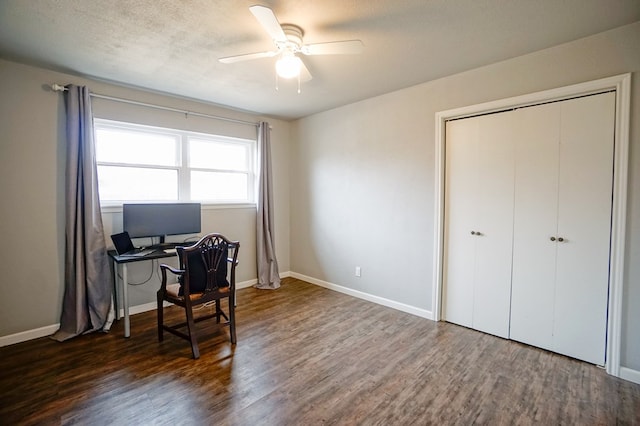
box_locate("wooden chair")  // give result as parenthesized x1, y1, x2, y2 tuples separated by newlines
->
(157, 233, 239, 359)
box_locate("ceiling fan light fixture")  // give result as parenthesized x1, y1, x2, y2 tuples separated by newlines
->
(276, 53, 302, 79)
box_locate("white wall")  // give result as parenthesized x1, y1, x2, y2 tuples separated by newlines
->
(290, 89, 434, 309)
(290, 22, 640, 372)
(0, 58, 291, 338)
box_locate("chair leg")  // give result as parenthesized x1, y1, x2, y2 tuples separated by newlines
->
(215, 300, 222, 323)
(184, 304, 200, 359)
(229, 299, 237, 344)
(157, 292, 164, 342)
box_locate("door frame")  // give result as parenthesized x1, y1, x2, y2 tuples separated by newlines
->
(432, 74, 631, 377)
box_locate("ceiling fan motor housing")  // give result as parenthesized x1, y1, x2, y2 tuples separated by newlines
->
(278, 24, 304, 52)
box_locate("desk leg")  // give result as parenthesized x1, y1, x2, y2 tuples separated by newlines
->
(113, 261, 120, 321)
(122, 263, 130, 338)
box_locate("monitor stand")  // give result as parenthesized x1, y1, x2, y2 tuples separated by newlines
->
(154, 241, 191, 250)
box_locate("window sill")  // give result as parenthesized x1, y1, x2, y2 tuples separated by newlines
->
(101, 202, 256, 214)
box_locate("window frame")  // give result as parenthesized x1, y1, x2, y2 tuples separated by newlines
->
(94, 118, 257, 208)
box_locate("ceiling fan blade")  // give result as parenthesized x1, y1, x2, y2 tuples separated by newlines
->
(299, 58, 313, 82)
(219, 50, 279, 64)
(249, 5, 287, 43)
(301, 40, 364, 56)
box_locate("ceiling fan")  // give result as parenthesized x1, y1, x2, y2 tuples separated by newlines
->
(219, 5, 364, 90)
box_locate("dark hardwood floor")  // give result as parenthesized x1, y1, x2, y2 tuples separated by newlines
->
(1, 277, 639, 425)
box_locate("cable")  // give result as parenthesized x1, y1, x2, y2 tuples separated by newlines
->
(116, 259, 156, 286)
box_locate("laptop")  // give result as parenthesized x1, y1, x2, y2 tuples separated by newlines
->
(110, 232, 155, 257)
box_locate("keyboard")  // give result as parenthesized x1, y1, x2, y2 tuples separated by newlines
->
(120, 248, 156, 257)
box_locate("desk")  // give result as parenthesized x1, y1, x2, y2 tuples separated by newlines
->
(108, 248, 178, 338)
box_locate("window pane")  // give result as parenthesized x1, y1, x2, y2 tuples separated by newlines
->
(191, 171, 248, 201)
(94, 119, 256, 205)
(189, 138, 247, 170)
(96, 128, 178, 166)
(97, 166, 178, 201)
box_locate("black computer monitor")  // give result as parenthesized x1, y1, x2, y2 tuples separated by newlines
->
(123, 203, 201, 244)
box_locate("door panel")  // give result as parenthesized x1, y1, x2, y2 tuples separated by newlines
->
(553, 92, 615, 365)
(443, 118, 479, 328)
(473, 112, 515, 338)
(444, 112, 515, 337)
(510, 103, 560, 351)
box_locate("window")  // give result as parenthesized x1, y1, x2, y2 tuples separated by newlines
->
(94, 119, 255, 204)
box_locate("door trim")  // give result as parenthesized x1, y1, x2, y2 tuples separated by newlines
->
(432, 74, 631, 377)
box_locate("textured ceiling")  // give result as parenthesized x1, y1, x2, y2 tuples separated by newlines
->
(1, 0, 639, 120)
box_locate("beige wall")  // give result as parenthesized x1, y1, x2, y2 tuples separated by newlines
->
(290, 22, 640, 371)
(0, 58, 291, 336)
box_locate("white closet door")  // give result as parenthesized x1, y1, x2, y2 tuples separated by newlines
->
(443, 118, 479, 328)
(472, 112, 515, 338)
(510, 103, 561, 351)
(444, 112, 514, 338)
(511, 93, 614, 364)
(553, 92, 615, 365)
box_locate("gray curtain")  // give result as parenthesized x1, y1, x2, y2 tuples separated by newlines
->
(52, 85, 112, 341)
(255, 121, 281, 289)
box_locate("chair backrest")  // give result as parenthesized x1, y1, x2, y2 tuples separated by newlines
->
(176, 233, 239, 296)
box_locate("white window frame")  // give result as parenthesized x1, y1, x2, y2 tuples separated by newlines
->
(94, 119, 256, 207)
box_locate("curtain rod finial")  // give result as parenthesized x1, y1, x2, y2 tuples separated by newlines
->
(51, 83, 67, 92)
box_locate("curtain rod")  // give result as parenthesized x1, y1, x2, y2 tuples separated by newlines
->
(50, 83, 259, 128)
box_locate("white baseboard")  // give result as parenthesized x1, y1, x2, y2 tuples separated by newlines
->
(619, 366, 640, 385)
(125, 271, 420, 320)
(121, 301, 167, 317)
(237, 278, 257, 289)
(0, 275, 282, 347)
(0, 324, 60, 348)
(121, 276, 270, 316)
(289, 272, 433, 320)
(237, 272, 291, 290)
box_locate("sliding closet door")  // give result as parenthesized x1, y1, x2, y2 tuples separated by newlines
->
(443, 112, 514, 338)
(510, 103, 560, 352)
(553, 92, 614, 364)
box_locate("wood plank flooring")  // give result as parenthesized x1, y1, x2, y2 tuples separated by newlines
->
(1, 277, 639, 425)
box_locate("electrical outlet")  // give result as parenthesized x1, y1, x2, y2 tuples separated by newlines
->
(355, 266, 361, 277)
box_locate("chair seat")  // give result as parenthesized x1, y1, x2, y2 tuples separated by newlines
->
(166, 283, 230, 301)
(166, 283, 182, 297)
